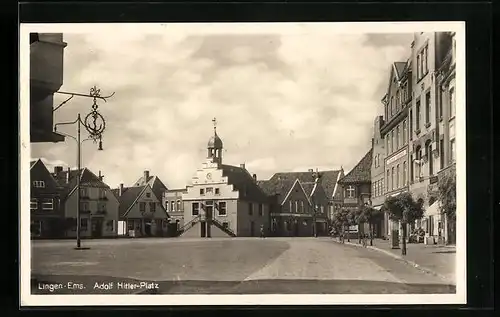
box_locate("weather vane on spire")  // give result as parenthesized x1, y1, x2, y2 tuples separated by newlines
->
(212, 117, 217, 134)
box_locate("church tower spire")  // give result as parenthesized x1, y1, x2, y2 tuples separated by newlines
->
(207, 117, 223, 164)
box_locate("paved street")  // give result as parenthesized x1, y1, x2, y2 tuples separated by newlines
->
(31, 237, 456, 294)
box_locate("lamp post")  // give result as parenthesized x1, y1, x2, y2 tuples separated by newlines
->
(53, 86, 112, 250)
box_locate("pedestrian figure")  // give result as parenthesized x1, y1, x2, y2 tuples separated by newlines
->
(260, 224, 265, 238)
(362, 233, 368, 247)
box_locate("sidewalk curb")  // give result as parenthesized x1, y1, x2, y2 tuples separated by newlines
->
(331, 239, 454, 285)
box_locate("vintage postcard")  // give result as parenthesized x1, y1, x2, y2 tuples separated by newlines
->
(20, 22, 466, 306)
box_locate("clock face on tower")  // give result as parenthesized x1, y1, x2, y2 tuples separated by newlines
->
(206, 173, 212, 180)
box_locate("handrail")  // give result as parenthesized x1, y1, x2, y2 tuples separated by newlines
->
(178, 215, 201, 233)
(211, 218, 237, 237)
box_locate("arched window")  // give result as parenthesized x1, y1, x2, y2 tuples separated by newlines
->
(426, 140, 433, 176)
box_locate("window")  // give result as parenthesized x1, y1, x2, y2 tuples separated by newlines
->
(427, 142, 434, 176)
(386, 170, 390, 191)
(165, 201, 169, 212)
(403, 120, 407, 145)
(32, 181, 45, 188)
(80, 201, 89, 211)
(177, 200, 181, 211)
(417, 54, 421, 79)
(30, 198, 38, 210)
(97, 203, 106, 213)
(289, 201, 293, 212)
(149, 202, 156, 213)
(390, 96, 394, 116)
(321, 206, 324, 214)
(218, 201, 227, 216)
(206, 187, 213, 194)
(295, 201, 298, 213)
(423, 46, 428, 74)
(391, 130, 395, 153)
(403, 161, 407, 186)
(415, 147, 422, 179)
(450, 139, 456, 162)
(215, 188, 220, 195)
(200, 188, 205, 196)
(396, 165, 400, 188)
(396, 90, 400, 109)
(384, 104, 388, 120)
(106, 220, 115, 232)
(450, 88, 456, 118)
(259, 203, 263, 216)
(81, 219, 88, 231)
(386, 138, 389, 156)
(171, 201, 175, 212)
(99, 189, 106, 199)
(440, 139, 445, 169)
(439, 92, 444, 120)
(425, 91, 431, 125)
(80, 187, 88, 197)
(192, 202, 200, 216)
(146, 192, 151, 198)
(409, 110, 413, 140)
(248, 202, 253, 215)
(128, 220, 134, 230)
(396, 125, 400, 150)
(416, 100, 421, 130)
(391, 167, 395, 190)
(222, 222, 229, 229)
(346, 185, 356, 198)
(139, 202, 146, 212)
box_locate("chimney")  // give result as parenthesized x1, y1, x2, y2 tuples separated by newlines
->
(119, 183, 124, 196)
(144, 170, 150, 181)
(253, 174, 257, 181)
(66, 167, 70, 183)
(54, 166, 63, 176)
(98, 170, 103, 181)
(240, 163, 246, 169)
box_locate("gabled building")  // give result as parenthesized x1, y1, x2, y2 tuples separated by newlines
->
(257, 169, 331, 237)
(132, 170, 169, 205)
(338, 149, 377, 237)
(162, 188, 188, 236)
(181, 120, 271, 238)
(54, 167, 119, 238)
(30, 159, 65, 238)
(112, 183, 170, 237)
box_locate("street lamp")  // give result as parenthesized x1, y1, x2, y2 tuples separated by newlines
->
(53, 86, 112, 250)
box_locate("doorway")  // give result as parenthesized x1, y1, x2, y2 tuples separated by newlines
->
(144, 220, 152, 236)
(200, 221, 206, 237)
(91, 218, 103, 238)
(250, 221, 255, 237)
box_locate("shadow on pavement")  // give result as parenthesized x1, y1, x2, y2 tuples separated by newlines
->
(31, 275, 456, 295)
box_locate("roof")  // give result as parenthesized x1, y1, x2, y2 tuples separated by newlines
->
(258, 169, 342, 202)
(338, 149, 373, 184)
(393, 62, 407, 80)
(133, 174, 168, 202)
(221, 164, 269, 202)
(55, 168, 110, 198)
(30, 160, 39, 168)
(208, 132, 223, 148)
(112, 186, 147, 218)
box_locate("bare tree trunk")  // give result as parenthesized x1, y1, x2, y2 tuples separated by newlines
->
(402, 223, 407, 256)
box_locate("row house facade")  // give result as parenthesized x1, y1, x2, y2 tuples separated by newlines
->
(30, 159, 65, 238)
(113, 170, 170, 237)
(55, 168, 120, 238)
(257, 169, 334, 237)
(163, 188, 187, 236)
(372, 32, 458, 245)
(180, 123, 271, 238)
(379, 60, 412, 238)
(338, 149, 375, 238)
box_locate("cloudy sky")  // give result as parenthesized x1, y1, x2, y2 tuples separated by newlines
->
(30, 24, 413, 189)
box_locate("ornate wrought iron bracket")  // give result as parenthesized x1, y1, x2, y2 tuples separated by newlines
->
(53, 86, 115, 112)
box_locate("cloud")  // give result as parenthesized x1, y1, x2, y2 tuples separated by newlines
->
(30, 26, 412, 189)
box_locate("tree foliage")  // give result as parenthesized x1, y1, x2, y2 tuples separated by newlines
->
(438, 169, 456, 221)
(383, 192, 424, 224)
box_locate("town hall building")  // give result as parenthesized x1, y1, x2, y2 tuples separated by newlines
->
(180, 119, 271, 238)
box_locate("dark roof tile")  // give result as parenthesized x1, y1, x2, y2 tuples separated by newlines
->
(338, 149, 373, 184)
(221, 164, 269, 202)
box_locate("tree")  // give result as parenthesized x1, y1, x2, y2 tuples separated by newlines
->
(383, 192, 424, 255)
(361, 204, 384, 246)
(438, 168, 456, 244)
(331, 208, 350, 243)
